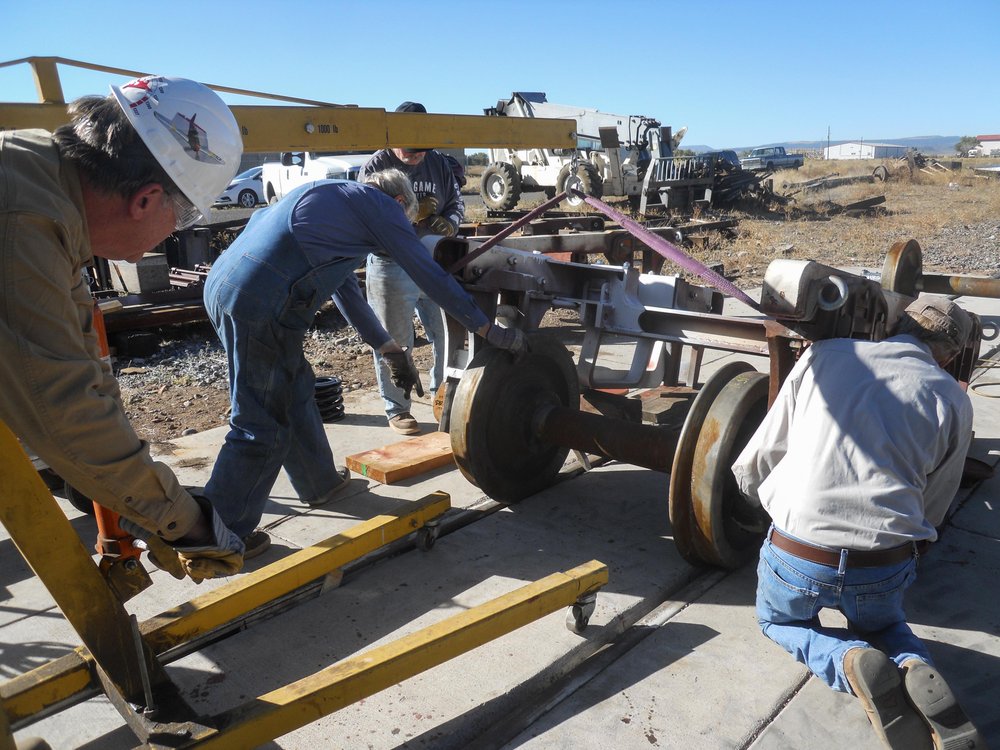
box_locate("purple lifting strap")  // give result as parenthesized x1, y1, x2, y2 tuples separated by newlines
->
(577, 191, 760, 311)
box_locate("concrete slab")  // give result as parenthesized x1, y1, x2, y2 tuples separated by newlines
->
(5, 284, 1000, 750)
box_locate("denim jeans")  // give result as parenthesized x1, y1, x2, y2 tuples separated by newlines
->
(203, 243, 353, 539)
(366, 254, 445, 417)
(756, 527, 932, 694)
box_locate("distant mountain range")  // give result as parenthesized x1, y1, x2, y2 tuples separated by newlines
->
(688, 135, 963, 156)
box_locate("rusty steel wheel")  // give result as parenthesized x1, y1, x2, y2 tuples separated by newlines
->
(688, 370, 771, 568)
(450, 334, 579, 503)
(669, 362, 754, 565)
(670, 363, 770, 569)
(881, 239, 923, 296)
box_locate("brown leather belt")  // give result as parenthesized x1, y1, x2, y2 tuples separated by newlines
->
(769, 528, 928, 568)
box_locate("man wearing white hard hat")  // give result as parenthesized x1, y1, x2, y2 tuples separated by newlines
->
(0, 75, 245, 583)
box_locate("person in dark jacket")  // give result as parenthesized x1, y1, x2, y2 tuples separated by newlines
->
(359, 101, 466, 435)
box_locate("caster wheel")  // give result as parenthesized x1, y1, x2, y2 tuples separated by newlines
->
(415, 523, 439, 551)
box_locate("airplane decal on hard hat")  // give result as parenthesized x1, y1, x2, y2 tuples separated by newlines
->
(122, 76, 227, 165)
(153, 109, 226, 165)
(122, 77, 160, 110)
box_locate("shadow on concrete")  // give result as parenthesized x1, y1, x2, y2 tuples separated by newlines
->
(0, 512, 97, 595)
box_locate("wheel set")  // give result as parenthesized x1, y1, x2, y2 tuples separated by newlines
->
(448, 336, 770, 569)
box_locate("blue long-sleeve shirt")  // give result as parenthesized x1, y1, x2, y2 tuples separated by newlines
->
(207, 180, 488, 349)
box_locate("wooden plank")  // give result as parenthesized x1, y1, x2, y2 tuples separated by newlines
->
(345, 431, 454, 484)
(634, 386, 697, 427)
(579, 390, 642, 423)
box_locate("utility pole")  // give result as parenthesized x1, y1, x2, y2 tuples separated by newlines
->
(827, 126, 830, 160)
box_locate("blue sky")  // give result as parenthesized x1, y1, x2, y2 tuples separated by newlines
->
(3, 0, 998, 150)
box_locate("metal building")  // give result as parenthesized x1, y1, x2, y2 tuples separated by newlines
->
(974, 134, 1000, 156)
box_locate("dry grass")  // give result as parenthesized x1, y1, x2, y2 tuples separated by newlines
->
(667, 159, 1000, 287)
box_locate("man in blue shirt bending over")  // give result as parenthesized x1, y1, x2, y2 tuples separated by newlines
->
(202, 169, 525, 557)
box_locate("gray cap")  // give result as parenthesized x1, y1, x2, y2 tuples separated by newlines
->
(903, 294, 972, 350)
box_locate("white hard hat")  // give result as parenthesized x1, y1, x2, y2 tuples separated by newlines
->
(110, 75, 243, 224)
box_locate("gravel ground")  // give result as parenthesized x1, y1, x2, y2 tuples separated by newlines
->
(118, 165, 1000, 446)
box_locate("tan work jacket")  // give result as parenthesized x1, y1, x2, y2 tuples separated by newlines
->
(0, 129, 201, 540)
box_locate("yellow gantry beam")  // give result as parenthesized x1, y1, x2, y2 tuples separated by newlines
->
(232, 107, 574, 153)
(1, 492, 451, 726)
(154, 560, 608, 749)
(0, 56, 576, 152)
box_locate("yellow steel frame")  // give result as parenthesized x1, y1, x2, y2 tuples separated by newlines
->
(0, 422, 165, 703)
(1, 419, 609, 748)
(159, 561, 608, 749)
(2, 473, 451, 725)
(0, 57, 576, 152)
(1, 702, 14, 750)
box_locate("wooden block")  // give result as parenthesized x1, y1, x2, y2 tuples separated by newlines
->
(580, 390, 642, 422)
(634, 386, 697, 427)
(346, 431, 453, 484)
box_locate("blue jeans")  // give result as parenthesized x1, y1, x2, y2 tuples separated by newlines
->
(756, 528, 932, 694)
(366, 254, 445, 418)
(203, 246, 352, 539)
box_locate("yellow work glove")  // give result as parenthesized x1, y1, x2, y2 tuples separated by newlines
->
(423, 214, 458, 237)
(171, 496, 245, 582)
(144, 536, 186, 580)
(415, 196, 439, 222)
(134, 496, 244, 583)
(176, 546, 244, 583)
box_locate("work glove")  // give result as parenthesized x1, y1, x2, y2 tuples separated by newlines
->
(484, 324, 529, 356)
(422, 214, 458, 237)
(415, 196, 439, 222)
(382, 347, 424, 399)
(120, 496, 245, 583)
(169, 496, 245, 583)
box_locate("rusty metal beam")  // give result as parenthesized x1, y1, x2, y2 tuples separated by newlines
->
(919, 273, 1000, 299)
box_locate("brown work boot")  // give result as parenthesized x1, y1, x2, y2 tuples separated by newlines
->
(241, 529, 271, 560)
(844, 648, 933, 750)
(388, 412, 421, 435)
(902, 659, 985, 749)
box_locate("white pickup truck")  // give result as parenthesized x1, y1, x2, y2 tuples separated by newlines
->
(739, 146, 804, 172)
(261, 151, 372, 204)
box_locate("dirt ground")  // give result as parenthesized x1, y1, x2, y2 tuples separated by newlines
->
(117, 159, 1000, 446)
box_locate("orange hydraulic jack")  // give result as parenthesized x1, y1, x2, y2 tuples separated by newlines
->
(91, 299, 158, 601)
(93, 501, 156, 601)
